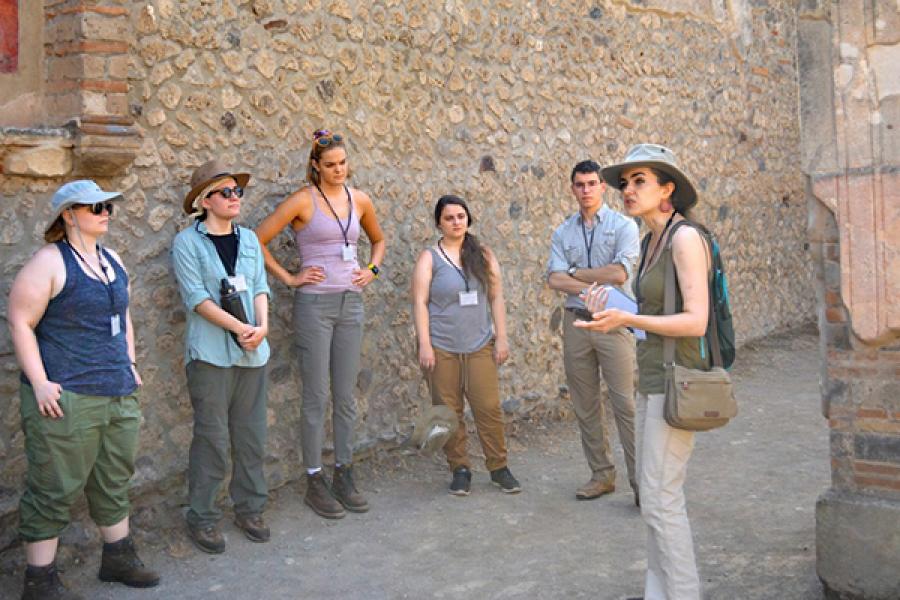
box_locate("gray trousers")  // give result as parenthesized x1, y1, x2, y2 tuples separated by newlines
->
(185, 361, 268, 527)
(562, 310, 637, 485)
(294, 291, 364, 469)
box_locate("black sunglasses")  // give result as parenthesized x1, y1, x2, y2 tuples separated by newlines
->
(206, 186, 244, 199)
(74, 202, 114, 216)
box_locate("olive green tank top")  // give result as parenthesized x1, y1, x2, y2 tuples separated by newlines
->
(634, 245, 708, 394)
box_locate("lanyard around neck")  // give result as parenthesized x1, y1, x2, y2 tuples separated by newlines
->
(65, 239, 115, 312)
(580, 217, 596, 269)
(437, 239, 470, 292)
(315, 184, 353, 247)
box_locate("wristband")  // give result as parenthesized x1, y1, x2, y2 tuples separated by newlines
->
(367, 263, 380, 278)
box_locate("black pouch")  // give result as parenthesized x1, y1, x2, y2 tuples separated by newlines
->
(220, 278, 249, 346)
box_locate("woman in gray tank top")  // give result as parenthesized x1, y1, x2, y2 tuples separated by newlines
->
(412, 195, 521, 496)
(256, 130, 386, 519)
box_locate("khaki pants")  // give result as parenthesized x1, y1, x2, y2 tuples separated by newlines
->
(428, 342, 508, 472)
(562, 310, 636, 484)
(636, 393, 700, 599)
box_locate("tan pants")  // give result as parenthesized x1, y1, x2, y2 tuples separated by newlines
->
(428, 342, 508, 472)
(562, 310, 637, 484)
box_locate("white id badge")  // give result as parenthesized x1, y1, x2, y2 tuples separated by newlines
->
(459, 290, 479, 306)
(342, 245, 355, 262)
(110, 314, 121, 337)
(227, 274, 248, 292)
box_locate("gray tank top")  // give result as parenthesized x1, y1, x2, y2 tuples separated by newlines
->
(427, 247, 493, 354)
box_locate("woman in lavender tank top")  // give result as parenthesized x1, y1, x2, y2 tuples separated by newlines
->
(256, 129, 386, 519)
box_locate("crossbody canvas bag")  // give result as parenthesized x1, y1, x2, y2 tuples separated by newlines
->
(662, 223, 737, 431)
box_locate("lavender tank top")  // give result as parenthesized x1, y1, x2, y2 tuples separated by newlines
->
(294, 186, 362, 294)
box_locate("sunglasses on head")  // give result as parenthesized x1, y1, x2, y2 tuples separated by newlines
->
(206, 186, 244, 199)
(313, 130, 343, 147)
(74, 202, 114, 216)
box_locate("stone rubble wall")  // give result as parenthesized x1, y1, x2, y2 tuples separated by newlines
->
(0, 0, 813, 544)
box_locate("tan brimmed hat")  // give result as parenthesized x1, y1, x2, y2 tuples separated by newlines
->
(183, 159, 251, 215)
(601, 144, 698, 212)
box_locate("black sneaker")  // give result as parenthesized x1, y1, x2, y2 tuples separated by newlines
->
(490, 466, 522, 494)
(448, 467, 471, 496)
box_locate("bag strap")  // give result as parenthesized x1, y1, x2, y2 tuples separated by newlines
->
(661, 220, 722, 370)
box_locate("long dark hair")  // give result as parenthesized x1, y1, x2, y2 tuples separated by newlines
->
(434, 195, 493, 291)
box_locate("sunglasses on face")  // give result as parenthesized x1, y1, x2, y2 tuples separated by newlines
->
(313, 130, 344, 147)
(206, 186, 244, 199)
(74, 202, 114, 216)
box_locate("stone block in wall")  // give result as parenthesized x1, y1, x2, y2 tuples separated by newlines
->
(798, 18, 837, 174)
(817, 489, 900, 599)
(3, 143, 71, 177)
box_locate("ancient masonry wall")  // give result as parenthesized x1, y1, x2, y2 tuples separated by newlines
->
(0, 0, 813, 544)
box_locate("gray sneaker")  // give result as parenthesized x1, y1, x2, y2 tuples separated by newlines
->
(490, 466, 522, 494)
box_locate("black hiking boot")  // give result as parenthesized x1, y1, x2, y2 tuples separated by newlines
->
(21, 562, 83, 600)
(332, 465, 370, 513)
(98, 535, 160, 588)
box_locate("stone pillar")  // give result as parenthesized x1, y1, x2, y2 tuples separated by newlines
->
(798, 1, 900, 598)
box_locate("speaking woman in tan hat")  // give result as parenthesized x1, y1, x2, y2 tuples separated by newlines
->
(577, 144, 709, 600)
(8, 180, 159, 598)
(172, 160, 272, 554)
(255, 129, 385, 519)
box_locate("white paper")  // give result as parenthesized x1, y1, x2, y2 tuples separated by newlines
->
(604, 287, 646, 340)
(459, 290, 479, 306)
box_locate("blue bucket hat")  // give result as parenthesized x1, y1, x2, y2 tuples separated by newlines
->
(46, 180, 124, 233)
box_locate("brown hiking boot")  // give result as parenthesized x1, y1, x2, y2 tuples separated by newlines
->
(332, 465, 370, 513)
(22, 562, 84, 600)
(187, 522, 226, 554)
(98, 535, 160, 588)
(234, 514, 270, 542)
(575, 475, 616, 500)
(305, 471, 346, 519)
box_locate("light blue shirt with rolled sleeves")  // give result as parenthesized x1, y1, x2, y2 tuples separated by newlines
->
(171, 222, 271, 368)
(547, 205, 640, 310)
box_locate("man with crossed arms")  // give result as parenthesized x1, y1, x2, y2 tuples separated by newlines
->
(547, 159, 640, 504)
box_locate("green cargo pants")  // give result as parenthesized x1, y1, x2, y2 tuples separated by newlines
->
(18, 384, 141, 542)
(185, 361, 268, 528)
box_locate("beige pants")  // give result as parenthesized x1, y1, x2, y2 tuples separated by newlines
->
(637, 392, 700, 600)
(562, 310, 637, 484)
(428, 342, 508, 472)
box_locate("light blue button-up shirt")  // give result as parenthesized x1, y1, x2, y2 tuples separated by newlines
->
(171, 222, 271, 368)
(547, 205, 640, 310)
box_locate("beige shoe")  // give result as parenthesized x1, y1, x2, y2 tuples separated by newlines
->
(575, 476, 616, 500)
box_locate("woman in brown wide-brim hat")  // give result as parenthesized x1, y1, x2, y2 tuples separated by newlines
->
(171, 159, 272, 554)
(577, 144, 709, 599)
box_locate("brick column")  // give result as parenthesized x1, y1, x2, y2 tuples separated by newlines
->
(41, 0, 140, 175)
(799, 1, 900, 598)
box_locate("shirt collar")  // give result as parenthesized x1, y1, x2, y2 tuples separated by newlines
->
(576, 205, 608, 226)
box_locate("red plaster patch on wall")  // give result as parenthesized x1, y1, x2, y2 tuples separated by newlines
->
(0, 0, 18, 74)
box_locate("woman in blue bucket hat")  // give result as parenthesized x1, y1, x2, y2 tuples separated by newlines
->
(8, 180, 159, 599)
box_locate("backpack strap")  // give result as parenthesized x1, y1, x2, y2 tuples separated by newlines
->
(662, 220, 722, 369)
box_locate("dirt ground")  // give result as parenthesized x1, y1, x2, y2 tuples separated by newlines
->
(0, 328, 829, 599)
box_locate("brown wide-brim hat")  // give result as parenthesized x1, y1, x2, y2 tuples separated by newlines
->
(601, 143, 698, 212)
(183, 159, 251, 214)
